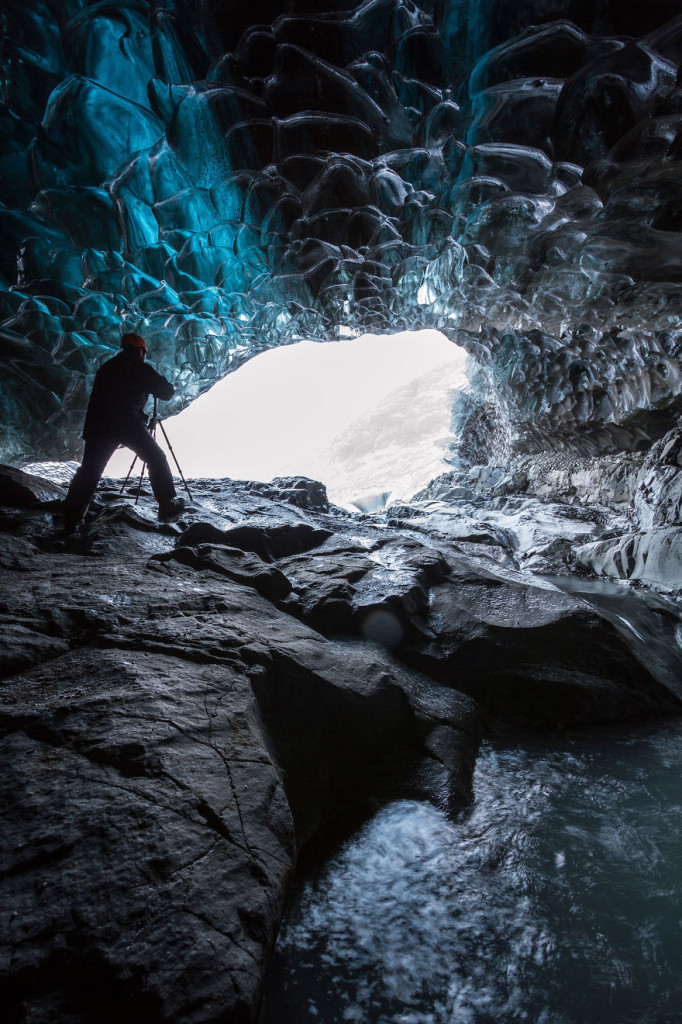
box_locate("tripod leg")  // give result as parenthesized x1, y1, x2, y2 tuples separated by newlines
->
(119, 453, 138, 494)
(134, 462, 147, 504)
(157, 420, 193, 501)
(131, 408, 157, 505)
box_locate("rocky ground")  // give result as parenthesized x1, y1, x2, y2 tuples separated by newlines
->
(2, 447, 682, 1024)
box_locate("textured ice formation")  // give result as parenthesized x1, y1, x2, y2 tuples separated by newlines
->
(3, 2, 682, 462)
(575, 424, 682, 589)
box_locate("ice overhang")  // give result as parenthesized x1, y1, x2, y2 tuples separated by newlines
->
(2, 1, 682, 464)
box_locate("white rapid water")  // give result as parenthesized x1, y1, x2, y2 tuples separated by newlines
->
(260, 720, 682, 1024)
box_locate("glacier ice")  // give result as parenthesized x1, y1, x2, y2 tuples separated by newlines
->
(2, 1, 682, 464)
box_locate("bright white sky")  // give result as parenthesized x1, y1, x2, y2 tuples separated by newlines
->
(105, 329, 469, 509)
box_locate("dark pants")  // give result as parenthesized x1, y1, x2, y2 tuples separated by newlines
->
(64, 418, 176, 525)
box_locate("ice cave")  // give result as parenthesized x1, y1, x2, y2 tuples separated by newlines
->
(2, 2, 682, 1022)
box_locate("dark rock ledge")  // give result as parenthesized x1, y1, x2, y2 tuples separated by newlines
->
(1, 467, 681, 1024)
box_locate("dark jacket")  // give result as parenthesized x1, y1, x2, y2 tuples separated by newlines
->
(83, 349, 174, 440)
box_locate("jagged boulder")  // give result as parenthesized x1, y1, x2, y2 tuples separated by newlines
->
(575, 426, 682, 589)
(0, 464, 65, 506)
(575, 526, 682, 590)
(633, 427, 682, 529)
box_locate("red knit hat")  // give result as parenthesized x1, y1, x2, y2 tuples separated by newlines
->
(120, 332, 147, 352)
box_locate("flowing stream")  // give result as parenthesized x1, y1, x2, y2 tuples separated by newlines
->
(260, 721, 682, 1024)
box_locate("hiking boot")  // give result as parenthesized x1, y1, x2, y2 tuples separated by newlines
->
(158, 497, 186, 520)
(62, 504, 84, 535)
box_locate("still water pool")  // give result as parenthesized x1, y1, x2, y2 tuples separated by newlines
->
(260, 722, 682, 1024)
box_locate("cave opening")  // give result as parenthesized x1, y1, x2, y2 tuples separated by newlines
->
(103, 328, 471, 511)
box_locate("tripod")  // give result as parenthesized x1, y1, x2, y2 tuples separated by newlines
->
(119, 398, 193, 503)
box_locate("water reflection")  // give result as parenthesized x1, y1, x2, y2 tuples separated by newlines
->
(544, 575, 682, 699)
(260, 723, 682, 1024)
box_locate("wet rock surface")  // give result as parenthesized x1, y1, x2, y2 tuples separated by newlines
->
(576, 425, 682, 589)
(2, 465, 682, 1022)
(1, 469, 483, 1024)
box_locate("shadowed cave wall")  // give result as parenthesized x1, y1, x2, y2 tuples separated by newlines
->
(3, 0, 682, 464)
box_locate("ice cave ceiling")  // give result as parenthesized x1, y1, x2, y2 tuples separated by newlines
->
(3, 0, 682, 464)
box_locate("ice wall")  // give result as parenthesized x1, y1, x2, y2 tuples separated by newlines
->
(2, 1, 682, 462)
